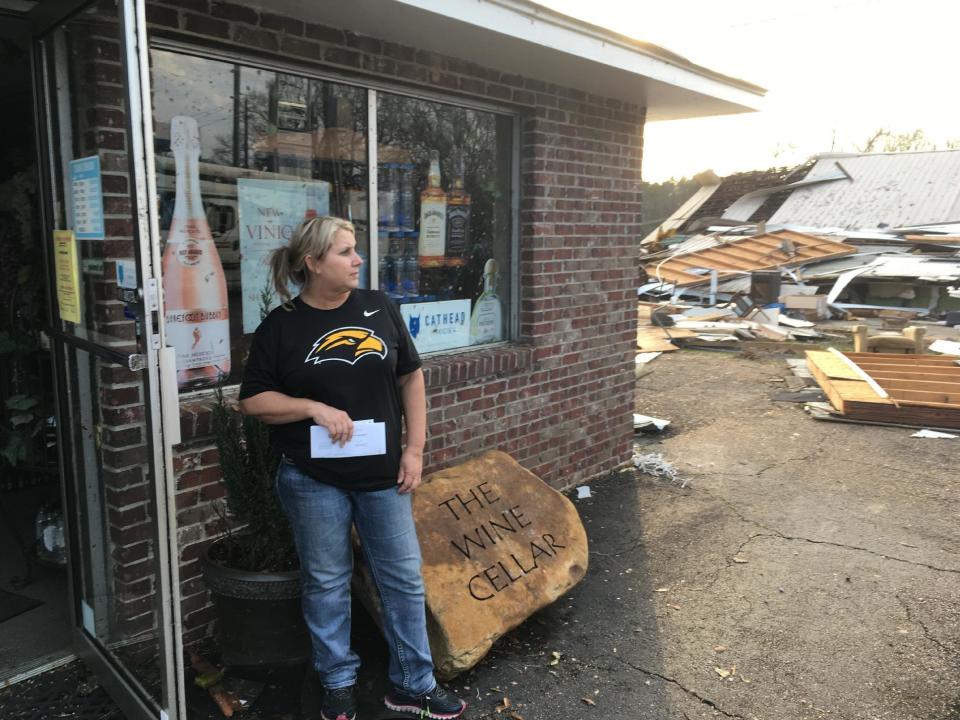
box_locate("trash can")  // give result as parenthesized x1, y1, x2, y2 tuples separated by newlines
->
(750, 271, 781, 306)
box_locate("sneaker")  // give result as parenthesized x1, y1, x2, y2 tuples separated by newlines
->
(321, 685, 356, 720)
(384, 683, 467, 719)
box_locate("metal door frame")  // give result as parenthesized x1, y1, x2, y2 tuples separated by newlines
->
(29, 1, 186, 718)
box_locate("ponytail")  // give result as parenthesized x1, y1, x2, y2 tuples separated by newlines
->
(269, 245, 296, 308)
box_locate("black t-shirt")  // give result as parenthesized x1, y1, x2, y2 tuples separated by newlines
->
(238, 290, 422, 491)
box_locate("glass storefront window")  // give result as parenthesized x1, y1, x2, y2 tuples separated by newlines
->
(152, 50, 368, 390)
(376, 94, 512, 354)
(151, 49, 513, 388)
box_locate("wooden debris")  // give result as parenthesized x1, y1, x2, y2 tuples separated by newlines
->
(188, 652, 241, 717)
(637, 326, 696, 352)
(643, 231, 856, 287)
(806, 351, 960, 428)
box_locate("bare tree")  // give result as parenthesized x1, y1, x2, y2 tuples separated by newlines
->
(857, 128, 937, 153)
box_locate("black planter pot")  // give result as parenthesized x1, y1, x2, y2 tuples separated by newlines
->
(200, 540, 311, 667)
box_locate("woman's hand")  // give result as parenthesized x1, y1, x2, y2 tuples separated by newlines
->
(397, 447, 423, 494)
(311, 402, 354, 446)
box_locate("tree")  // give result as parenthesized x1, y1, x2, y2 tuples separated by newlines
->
(640, 176, 701, 230)
(857, 128, 939, 153)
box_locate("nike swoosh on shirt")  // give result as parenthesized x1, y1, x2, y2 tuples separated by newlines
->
(363, 309, 381, 317)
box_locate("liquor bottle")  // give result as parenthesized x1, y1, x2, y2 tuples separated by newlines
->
(387, 232, 403, 299)
(378, 163, 399, 231)
(161, 115, 231, 389)
(400, 233, 419, 298)
(377, 230, 393, 293)
(470, 258, 503, 344)
(418, 150, 447, 268)
(398, 163, 416, 231)
(445, 156, 470, 266)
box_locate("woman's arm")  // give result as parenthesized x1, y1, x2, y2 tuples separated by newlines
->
(396, 368, 426, 493)
(239, 391, 354, 445)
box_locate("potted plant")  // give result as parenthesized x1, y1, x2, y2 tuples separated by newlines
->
(201, 386, 310, 667)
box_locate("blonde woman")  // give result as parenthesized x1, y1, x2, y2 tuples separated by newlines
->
(239, 216, 466, 720)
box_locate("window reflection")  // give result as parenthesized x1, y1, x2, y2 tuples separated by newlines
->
(377, 95, 511, 352)
(151, 50, 513, 383)
(151, 51, 368, 389)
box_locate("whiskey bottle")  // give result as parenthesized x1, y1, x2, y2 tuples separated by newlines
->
(445, 156, 470, 267)
(161, 115, 231, 389)
(418, 150, 447, 268)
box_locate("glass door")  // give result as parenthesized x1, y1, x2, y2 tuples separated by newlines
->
(32, 1, 184, 718)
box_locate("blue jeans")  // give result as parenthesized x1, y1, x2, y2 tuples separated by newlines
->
(276, 459, 436, 694)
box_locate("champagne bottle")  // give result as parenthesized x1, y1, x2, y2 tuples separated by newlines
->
(418, 150, 446, 268)
(445, 156, 470, 266)
(470, 258, 502, 344)
(162, 115, 231, 390)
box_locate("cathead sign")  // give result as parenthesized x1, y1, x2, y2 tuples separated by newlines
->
(410, 450, 588, 678)
(400, 299, 470, 354)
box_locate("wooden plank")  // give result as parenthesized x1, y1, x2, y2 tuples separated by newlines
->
(845, 352, 958, 365)
(806, 351, 861, 380)
(671, 253, 750, 271)
(712, 245, 778, 265)
(842, 400, 960, 429)
(887, 388, 960, 405)
(636, 326, 698, 352)
(875, 378, 960, 394)
(807, 352, 890, 413)
(807, 357, 849, 413)
(829, 348, 890, 399)
(852, 363, 960, 377)
(638, 326, 697, 339)
(871, 370, 960, 383)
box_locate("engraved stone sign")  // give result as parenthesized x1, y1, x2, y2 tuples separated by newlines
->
(413, 450, 589, 677)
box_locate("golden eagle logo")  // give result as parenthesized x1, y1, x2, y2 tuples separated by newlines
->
(305, 327, 387, 366)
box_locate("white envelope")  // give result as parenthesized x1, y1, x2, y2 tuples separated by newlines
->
(310, 422, 386, 458)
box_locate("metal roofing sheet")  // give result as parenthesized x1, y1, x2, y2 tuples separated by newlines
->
(769, 151, 960, 231)
(645, 230, 857, 287)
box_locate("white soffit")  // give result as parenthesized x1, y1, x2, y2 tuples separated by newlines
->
(262, 0, 765, 120)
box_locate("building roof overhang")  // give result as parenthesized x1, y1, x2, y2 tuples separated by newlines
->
(250, 0, 766, 121)
(24, 0, 765, 120)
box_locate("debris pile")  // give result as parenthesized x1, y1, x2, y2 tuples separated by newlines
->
(637, 226, 960, 361)
(637, 150, 960, 430)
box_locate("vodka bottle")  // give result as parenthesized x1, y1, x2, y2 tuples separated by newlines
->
(470, 258, 503, 344)
(377, 230, 392, 292)
(400, 233, 419, 298)
(418, 150, 446, 267)
(445, 156, 470, 266)
(378, 163, 399, 230)
(398, 163, 416, 231)
(386, 233, 403, 299)
(161, 115, 231, 389)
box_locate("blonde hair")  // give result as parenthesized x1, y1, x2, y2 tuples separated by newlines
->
(269, 215, 355, 306)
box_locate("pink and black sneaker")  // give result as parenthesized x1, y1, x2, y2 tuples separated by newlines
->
(384, 683, 467, 719)
(320, 685, 356, 720)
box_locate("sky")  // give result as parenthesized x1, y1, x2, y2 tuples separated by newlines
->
(539, 0, 960, 182)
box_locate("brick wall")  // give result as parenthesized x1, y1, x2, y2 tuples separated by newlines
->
(145, 0, 643, 643)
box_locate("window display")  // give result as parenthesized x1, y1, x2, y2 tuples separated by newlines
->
(152, 49, 513, 389)
(377, 93, 512, 352)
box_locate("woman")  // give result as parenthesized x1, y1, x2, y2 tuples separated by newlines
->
(238, 216, 466, 720)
